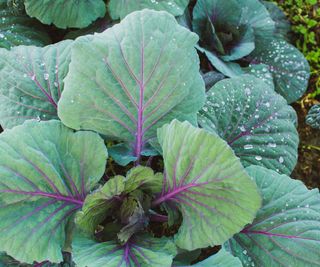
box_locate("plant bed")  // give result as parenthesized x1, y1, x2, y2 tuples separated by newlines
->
(0, 1, 319, 267)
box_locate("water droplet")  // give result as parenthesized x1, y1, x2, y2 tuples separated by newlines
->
(255, 156, 262, 161)
(244, 144, 253, 150)
(279, 156, 284, 163)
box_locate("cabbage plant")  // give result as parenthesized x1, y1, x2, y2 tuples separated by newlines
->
(0, 2, 319, 267)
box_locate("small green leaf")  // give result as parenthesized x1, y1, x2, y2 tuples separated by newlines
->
(0, 40, 72, 129)
(198, 75, 299, 175)
(76, 176, 125, 233)
(0, 120, 108, 263)
(125, 166, 163, 194)
(225, 166, 320, 267)
(154, 120, 261, 250)
(73, 234, 177, 267)
(108, 0, 189, 20)
(24, 0, 106, 29)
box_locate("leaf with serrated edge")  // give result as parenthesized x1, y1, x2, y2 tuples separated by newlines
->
(0, 40, 72, 129)
(153, 120, 261, 250)
(24, 0, 106, 29)
(108, 0, 189, 20)
(73, 234, 177, 267)
(0, 120, 108, 263)
(225, 166, 320, 267)
(198, 75, 298, 175)
(58, 10, 205, 164)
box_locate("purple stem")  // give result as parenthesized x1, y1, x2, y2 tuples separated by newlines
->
(152, 183, 198, 207)
(134, 44, 145, 164)
(149, 213, 168, 223)
(241, 229, 318, 241)
(0, 189, 83, 206)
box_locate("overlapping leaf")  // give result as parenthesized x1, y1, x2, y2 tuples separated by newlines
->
(153, 120, 261, 250)
(0, 40, 72, 129)
(198, 75, 299, 175)
(58, 10, 205, 164)
(0, 0, 50, 49)
(76, 175, 125, 233)
(250, 39, 310, 103)
(193, 0, 275, 76)
(108, 0, 189, 20)
(181, 248, 242, 267)
(0, 120, 108, 263)
(73, 234, 177, 267)
(24, 0, 106, 29)
(226, 166, 320, 266)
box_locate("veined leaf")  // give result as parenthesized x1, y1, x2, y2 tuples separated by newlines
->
(225, 166, 320, 267)
(198, 75, 299, 175)
(250, 39, 310, 103)
(0, 40, 72, 129)
(24, 0, 106, 29)
(0, 0, 50, 49)
(108, 0, 189, 20)
(0, 120, 108, 263)
(153, 120, 261, 250)
(58, 10, 205, 165)
(73, 234, 177, 267)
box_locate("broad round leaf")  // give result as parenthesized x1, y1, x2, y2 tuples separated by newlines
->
(225, 166, 320, 267)
(0, 40, 72, 129)
(73, 234, 177, 267)
(58, 10, 205, 164)
(182, 248, 242, 267)
(108, 0, 189, 20)
(250, 39, 310, 103)
(0, 120, 108, 263)
(0, 0, 50, 49)
(198, 75, 299, 175)
(24, 0, 106, 29)
(153, 120, 261, 250)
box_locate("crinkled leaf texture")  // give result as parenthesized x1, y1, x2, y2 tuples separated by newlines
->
(250, 38, 310, 103)
(153, 120, 261, 250)
(73, 234, 177, 267)
(306, 104, 320, 129)
(75, 175, 125, 234)
(225, 166, 320, 267)
(177, 248, 242, 267)
(24, 0, 106, 29)
(0, 120, 108, 264)
(108, 0, 189, 20)
(198, 75, 299, 175)
(0, 0, 51, 49)
(0, 40, 72, 129)
(58, 9, 205, 165)
(76, 166, 162, 234)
